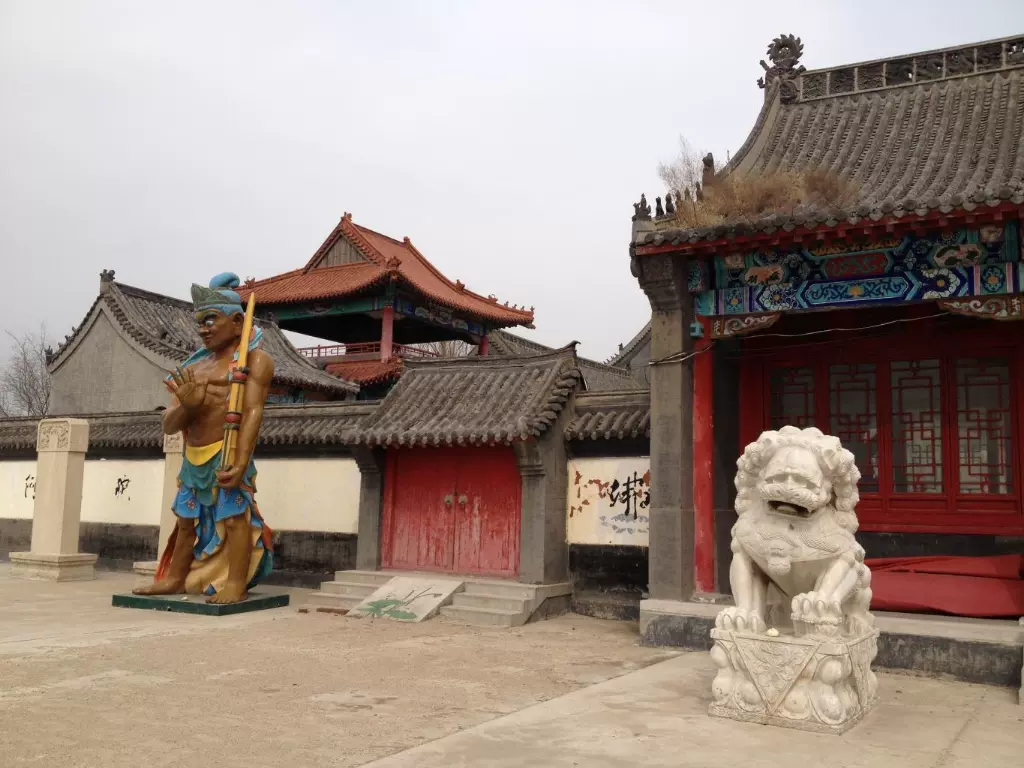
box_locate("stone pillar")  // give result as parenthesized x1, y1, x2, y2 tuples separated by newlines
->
(132, 431, 183, 576)
(353, 446, 385, 571)
(514, 428, 570, 586)
(157, 432, 184, 555)
(10, 418, 97, 581)
(631, 250, 695, 601)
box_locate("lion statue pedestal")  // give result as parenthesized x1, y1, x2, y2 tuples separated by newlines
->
(709, 426, 879, 735)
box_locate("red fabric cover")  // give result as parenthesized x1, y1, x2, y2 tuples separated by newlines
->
(865, 555, 1024, 618)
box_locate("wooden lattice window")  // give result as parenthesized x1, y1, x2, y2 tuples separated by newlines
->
(752, 334, 1022, 533)
(956, 358, 1014, 495)
(890, 360, 944, 494)
(829, 363, 880, 494)
(769, 367, 816, 430)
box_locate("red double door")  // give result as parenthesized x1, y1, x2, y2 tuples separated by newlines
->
(381, 447, 521, 578)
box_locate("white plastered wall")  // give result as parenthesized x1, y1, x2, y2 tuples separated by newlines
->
(1, 455, 361, 533)
(567, 457, 651, 547)
(0, 460, 38, 520)
(248, 457, 360, 533)
(81, 458, 164, 525)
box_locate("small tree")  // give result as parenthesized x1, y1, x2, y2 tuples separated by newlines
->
(657, 136, 724, 200)
(658, 135, 858, 228)
(0, 328, 53, 417)
(419, 339, 477, 358)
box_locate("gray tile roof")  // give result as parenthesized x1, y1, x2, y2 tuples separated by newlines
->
(487, 330, 642, 392)
(638, 35, 1024, 247)
(0, 419, 41, 453)
(565, 390, 650, 441)
(50, 281, 357, 396)
(258, 401, 377, 445)
(0, 412, 165, 454)
(349, 346, 582, 446)
(0, 401, 378, 455)
(604, 323, 651, 368)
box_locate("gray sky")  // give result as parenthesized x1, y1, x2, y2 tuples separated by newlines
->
(1, 1, 1021, 362)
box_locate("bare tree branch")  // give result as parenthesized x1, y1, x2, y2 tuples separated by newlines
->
(0, 327, 53, 417)
(416, 339, 477, 358)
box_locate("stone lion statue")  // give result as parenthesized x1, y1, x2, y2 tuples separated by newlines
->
(715, 425, 873, 638)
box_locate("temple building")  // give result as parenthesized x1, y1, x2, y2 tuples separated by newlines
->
(47, 271, 357, 414)
(240, 213, 536, 398)
(630, 34, 1024, 638)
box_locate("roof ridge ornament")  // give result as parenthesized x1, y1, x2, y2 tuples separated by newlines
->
(758, 34, 806, 103)
(632, 194, 652, 222)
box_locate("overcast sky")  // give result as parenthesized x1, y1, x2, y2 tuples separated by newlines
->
(1, 1, 1020, 362)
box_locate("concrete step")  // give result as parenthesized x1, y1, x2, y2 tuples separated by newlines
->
(332, 570, 393, 586)
(451, 592, 529, 612)
(319, 580, 379, 597)
(307, 592, 363, 611)
(440, 605, 527, 628)
(461, 581, 537, 600)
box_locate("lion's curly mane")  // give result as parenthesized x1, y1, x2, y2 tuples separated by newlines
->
(734, 425, 861, 533)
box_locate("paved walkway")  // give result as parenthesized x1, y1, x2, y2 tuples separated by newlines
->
(0, 567, 674, 767)
(1, 567, 1021, 767)
(366, 652, 1022, 767)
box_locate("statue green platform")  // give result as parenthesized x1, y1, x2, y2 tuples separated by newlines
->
(113, 591, 289, 616)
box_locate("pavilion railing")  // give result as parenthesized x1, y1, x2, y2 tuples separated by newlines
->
(298, 342, 439, 360)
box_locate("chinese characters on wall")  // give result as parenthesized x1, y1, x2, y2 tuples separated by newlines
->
(567, 458, 651, 547)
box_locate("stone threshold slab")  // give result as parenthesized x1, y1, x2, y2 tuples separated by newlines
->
(112, 591, 289, 616)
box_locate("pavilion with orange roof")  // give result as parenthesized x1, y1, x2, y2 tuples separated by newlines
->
(241, 213, 534, 396)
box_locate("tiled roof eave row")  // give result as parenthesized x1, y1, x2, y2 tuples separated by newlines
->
(565, 390, 652, 441)
(249, 268, 532, 327)
(240, 265, 393, 306)
(565, 409, 651, 441)
(349, 348, 582, 447)
(636, 197, 1024, 253)
(0, 402, 379, 454)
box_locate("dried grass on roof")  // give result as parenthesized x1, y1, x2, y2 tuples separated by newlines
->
(658, 135, 860, 228)
(668, 169, 860, 229)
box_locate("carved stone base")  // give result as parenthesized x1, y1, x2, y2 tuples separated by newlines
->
(9, 552, 98, 582)
(709, 627, 878, 735)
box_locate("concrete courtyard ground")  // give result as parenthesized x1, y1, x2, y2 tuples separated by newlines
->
(1, 566, 1020, 767)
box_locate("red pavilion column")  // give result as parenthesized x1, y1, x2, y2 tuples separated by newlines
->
(478, 334, 489, 356)
(693, 324, 715, 594)
(381, 306, 395, 362)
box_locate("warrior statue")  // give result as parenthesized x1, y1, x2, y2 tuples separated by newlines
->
(134, 273, 275, 604)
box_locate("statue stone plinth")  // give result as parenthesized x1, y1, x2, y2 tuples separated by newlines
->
(710, 626, 879, 734)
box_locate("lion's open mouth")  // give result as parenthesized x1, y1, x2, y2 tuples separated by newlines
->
(768, 500, 812, 518)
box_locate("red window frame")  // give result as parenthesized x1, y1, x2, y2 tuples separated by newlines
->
(738, 315, 1024, 535)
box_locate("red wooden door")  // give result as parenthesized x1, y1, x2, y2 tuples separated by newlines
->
(453, 447, 521, 577)
(382, 450, 456, 571)
(381, 447, 521, 577)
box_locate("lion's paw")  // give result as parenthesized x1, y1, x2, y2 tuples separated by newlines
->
(715, 607, 766, 634)
(790, 592, 842, 625)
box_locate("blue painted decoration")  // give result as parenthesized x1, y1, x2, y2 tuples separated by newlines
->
(695, 222, 1021, 316)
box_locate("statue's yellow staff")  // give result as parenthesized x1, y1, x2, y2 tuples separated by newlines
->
(220, 292, 257, 472)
